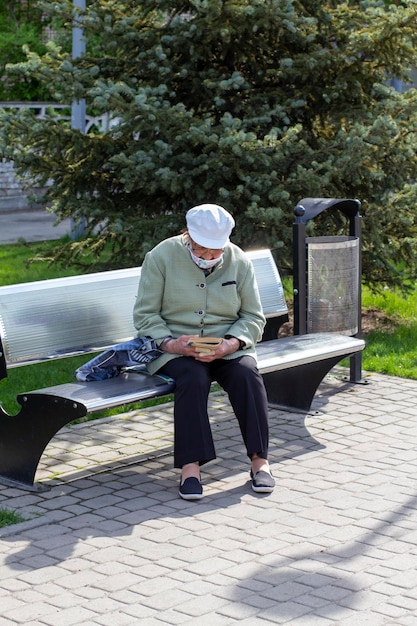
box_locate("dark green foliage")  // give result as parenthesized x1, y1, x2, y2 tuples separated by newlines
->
(0, 0, 52, 100)
(1, 0, 417, 286)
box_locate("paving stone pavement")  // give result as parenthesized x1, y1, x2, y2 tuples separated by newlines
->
(1, 368, 417, 625)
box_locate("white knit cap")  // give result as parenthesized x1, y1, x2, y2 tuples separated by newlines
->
(186, 204, 235, 249)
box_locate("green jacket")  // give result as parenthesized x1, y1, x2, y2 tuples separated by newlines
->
(133, 235, 266, 374)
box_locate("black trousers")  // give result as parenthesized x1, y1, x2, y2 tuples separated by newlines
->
(160, 355, 270, 468)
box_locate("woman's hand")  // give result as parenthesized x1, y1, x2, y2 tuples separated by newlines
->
(162, 335, 241, 362)
(161, 335, 200, 357)
(195, 337, 240, 362)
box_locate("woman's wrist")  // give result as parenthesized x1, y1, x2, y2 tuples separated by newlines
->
(225, 335, 245, 351)
(160, 337, 174, 351)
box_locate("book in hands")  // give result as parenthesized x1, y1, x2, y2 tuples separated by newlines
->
(188, 337, 223, 354)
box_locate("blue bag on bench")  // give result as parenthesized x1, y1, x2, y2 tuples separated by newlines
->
(75, 337, 163, 381)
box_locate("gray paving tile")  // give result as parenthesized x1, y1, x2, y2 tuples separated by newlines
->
(1, 372, 417, 623)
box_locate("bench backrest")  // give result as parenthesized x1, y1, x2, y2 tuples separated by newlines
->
(0, 249, 288, 370)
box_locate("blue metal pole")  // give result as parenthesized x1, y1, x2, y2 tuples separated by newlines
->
(71, 0, 86, 132)
(71, 0, 86, 239)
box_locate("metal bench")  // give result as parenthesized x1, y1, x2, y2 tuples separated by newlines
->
(0, 249, 365, 491)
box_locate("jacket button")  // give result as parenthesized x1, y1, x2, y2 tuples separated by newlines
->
(199, 282, 206, 289)
(197, 309, 204, 316)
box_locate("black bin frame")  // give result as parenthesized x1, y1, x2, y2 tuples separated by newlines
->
(292, 197, 363, 383)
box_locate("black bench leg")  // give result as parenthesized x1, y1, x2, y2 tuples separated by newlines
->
(0, 394, 86, 491)
(262, 355, 345, 413)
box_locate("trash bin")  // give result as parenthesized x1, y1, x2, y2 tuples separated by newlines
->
(292, 197, 363, 382)
(306, 235, 360, 335)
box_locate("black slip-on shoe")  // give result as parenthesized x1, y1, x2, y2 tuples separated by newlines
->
(250, 470, 275, 493)
(179, 476, 204, 500)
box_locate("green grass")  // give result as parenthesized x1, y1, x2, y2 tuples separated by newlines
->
(361, 285, 417, 379)
(362, 284, 417, 320)
(362, 324, 417, 378)
(0, 238, 79, 285)
(0, 507, 26, 528)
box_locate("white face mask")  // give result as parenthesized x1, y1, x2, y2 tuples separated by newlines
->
(189, 248, 223, 270)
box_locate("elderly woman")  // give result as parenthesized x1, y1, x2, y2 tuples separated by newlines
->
(133, 204, 275, 500)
